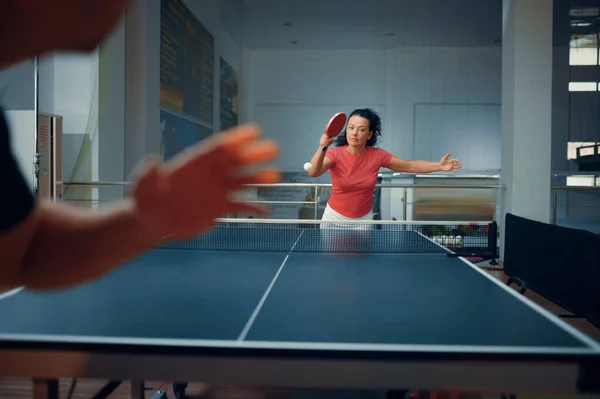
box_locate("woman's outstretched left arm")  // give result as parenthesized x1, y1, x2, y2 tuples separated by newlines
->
(386, 153, 462, 173)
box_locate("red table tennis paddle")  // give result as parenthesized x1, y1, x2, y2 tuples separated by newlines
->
(325, 112, 347, 137)
(322, 112, 347, 150)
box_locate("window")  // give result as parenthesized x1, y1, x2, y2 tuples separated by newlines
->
(566, 175, 600, 187)
(567, 142, 600, 160)
(569, 34, 599, 66)
(568, 82, 600, 91)
(566, 140, 600, 188)
(569, 33, 600, 91)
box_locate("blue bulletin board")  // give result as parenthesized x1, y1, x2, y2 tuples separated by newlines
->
(160, 110, 213, 160)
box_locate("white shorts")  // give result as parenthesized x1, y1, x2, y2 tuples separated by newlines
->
(320, 204, 373, 230)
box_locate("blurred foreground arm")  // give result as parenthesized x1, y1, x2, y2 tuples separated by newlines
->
(0, 0, 280, 291)
(0, 124, 280, 291)
(0, 0, 129, 69)
(387, 153, 463, 173)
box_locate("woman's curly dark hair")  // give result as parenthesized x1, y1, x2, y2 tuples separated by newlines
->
(334, 108, 382, 147)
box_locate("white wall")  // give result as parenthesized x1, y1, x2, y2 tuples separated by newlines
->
(0, 61, 36, 111)
(98, 18, 126, 202)
(123, 0, 160, 179)
(38, 51, 98, 188)
(39, 54, 98, 138)
(392, 47, 501, 164)
(244, 49, 388, 172)
(5, 111, 36, 192)
(243, 46, 502, 172)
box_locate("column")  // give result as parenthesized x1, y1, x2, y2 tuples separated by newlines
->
(500, 0, 554, 256)
(551, 0, 571, 174)
(123, 0, 161, 178)
(550, 0, 572, 221)
(98, 17, 126, 202)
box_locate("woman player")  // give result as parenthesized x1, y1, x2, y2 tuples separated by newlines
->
(307, 108, 462, 227)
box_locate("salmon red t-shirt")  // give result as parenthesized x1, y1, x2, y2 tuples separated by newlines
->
(325, 145, 393, 218)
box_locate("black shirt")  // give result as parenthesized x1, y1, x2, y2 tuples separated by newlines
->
(0, 106, 35, 232)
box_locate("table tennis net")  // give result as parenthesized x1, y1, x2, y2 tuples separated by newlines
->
(159, 218, 498, 255)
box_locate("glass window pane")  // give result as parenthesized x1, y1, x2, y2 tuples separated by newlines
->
(569, 82, 598, 91)
(570, 34, 599, 65)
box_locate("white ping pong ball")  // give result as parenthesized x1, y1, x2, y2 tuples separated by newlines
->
(303, 162, 312, 171)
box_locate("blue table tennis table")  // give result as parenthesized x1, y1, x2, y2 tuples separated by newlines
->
(0, 218, 598, 398)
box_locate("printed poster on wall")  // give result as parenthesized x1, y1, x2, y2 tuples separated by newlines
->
(219, 57, 239, 131)
(160, 110, 213, 161)
(160, 0, 214, 125)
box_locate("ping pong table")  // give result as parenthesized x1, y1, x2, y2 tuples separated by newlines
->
(0, 218, 598, 398)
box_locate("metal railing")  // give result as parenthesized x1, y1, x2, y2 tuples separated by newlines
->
(61, 180, 600, 228)
(62, 181, 504, 222)
(63, 181, 504, 189)
(550, 185, 600, 225)
(550, 171, 600, 226)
